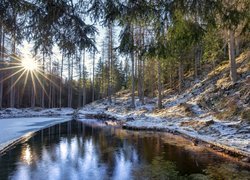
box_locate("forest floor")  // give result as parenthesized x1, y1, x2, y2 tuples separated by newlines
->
(79, 51, 250, 161)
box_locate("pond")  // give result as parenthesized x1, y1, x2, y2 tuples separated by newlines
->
(0, 120, 249, 180)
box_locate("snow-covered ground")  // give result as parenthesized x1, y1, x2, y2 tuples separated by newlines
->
(79, 80, 250, 157)
(0, 117, 72, 152)
(0, 108, 74, 118)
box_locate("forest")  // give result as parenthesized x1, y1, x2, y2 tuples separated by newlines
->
(0, 0, 249, 109)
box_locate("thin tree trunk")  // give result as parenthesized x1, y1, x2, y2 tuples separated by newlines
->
(82, 49, 86, 106)
(31, 86, 35, 108)
(141, 58, 145, 105)
(228, 29, 237, 83)
(194, 46, 199, 79)
(178, 61, 184, 93)
(131, 50, 135, 108)
(49, 57, 52, 108)
(92, 50, 95, 102)
(108, 23, 113, 104)
(130, 25, 135, 108)
(0, 27, 4, 108)
(41, 52, 45, 108)
(78, 51, 82, 107)
(10, 37, 16, 108)
(67, 56, 72, 107)
(59, 52, 63, 108)
(157, 59, 162, 109)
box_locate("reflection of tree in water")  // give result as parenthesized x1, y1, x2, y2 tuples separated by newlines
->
(133, 156, 181, 180)
(204, 164, 250, 180)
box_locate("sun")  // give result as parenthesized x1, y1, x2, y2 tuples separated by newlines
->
(21, 57, 38, 71)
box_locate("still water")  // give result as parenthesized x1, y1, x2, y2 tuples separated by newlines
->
(0, 120, 249, 180)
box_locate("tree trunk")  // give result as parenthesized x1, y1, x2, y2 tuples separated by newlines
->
(108, 23, 113, 104)
(10, 37, 16, 108)
(194, 47, 198, 79)
(131, 50, 135, 108)
(228, 29, 237, 83)
(41, 53, 45, 108)
(48, 57, 52, 108)
(235, 37, 240, 57)
(92, 50, 95, 102)
(157, 59, 162, 109)
(82, 49, 86, 106)
(178, 61, 184, 93)
(78, 51, 82, 108)
(31, 86, 35, 108)
(59, 52, 63, 108)
(67, 56, 72, 107)
(0, 27, 4, 108)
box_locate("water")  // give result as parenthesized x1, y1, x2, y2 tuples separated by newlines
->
(0, 120, 249, 180)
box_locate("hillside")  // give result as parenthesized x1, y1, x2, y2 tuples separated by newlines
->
(79, 50, 250, 160)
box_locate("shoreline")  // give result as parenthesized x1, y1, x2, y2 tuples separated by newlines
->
(83, 112, 250, 165)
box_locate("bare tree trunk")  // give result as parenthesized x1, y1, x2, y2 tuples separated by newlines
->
(67, 56, 72, 107)
(194, 47, 198, 79)
(48, 57, 52, 108)
(141, 58, 145, 105)
(0, 27, 4, 108)
(131, 50, 135, 108)
(78, 51, 82, 108)
(108, 23, 113, 104)
(41, 52, 45, 108)
(10, 37, 16, 108)
(157, 59, 162, 109)
(92, 50, 95, 102)
(59, 52, 63, 108)
(235, 37, 240, 57)
(31, 86, 35, 108)
(178, 61, 184, 93)
(228, 29, 237, 83)
(82, 49, 86, 106)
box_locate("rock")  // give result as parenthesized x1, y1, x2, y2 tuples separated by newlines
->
(192, 139, 199, 146)
(242, 157, 250, 163)
(126, 117, 135, 121)
(105, 120, 118, 126)
(245, 75, 250, 85)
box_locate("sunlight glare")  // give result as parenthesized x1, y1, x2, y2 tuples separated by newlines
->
(21, 57, 38, 71)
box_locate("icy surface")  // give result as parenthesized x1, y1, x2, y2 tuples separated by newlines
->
(0, 116, 72, 152)
(0, 108, 74, 118)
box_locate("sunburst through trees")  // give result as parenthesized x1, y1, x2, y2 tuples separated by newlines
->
(0, 49, 58, 104)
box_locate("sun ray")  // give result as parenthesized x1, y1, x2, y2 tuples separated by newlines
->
(36, 69, 60, 89)
(0, 52, 22, 62)
(0, 66, 23, 71)
(33, 71, 49, 98)
(20, 71, 30, 99)
(6, 69, 28, 95)
(0, 68, 25, 83)
(30, 71, 37, 96)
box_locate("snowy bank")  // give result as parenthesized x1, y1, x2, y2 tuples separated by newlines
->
(0, 108, 74, 118)
(78, 84, 250, 160)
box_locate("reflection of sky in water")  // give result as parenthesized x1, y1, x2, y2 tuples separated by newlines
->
(11, 136, 134, 180)
(112, 151, 132, 180)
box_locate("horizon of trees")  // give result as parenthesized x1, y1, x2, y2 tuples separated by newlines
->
(0, 0, 249, 109)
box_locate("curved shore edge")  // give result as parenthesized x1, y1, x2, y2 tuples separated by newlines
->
(0, 117, 72, 155)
